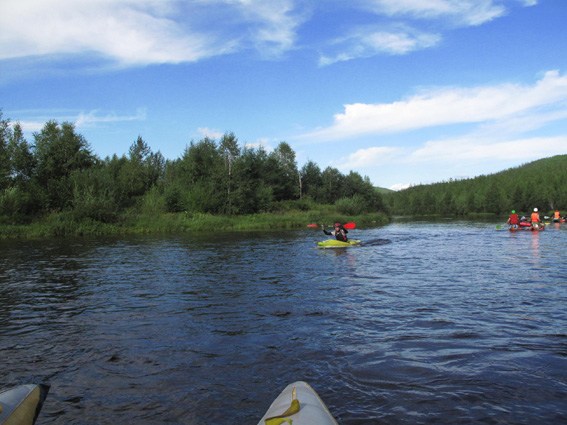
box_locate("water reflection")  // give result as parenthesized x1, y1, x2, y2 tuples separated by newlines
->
(531, 230, 540, 261)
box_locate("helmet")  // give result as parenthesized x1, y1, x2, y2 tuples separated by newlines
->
(334, 222, 341, 227)
(534, 208, 538, 212)
(511, 210, 515, 213)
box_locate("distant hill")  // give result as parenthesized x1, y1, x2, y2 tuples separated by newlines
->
(385, 155, 567, 216)
(375, 186, 394, 195)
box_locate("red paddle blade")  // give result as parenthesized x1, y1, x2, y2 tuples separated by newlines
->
(307, 223, 319, 228)
(343, 222, 356, 229)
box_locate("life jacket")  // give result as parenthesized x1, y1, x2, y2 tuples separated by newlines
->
(335, 227, 348, 241)
(509, 214, 519, 224)
(531, 212, 540, 223)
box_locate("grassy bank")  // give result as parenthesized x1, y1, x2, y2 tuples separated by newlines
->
(0, 210, 389, 239)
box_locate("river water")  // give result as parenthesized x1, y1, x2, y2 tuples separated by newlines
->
(1, 221, 566, 424)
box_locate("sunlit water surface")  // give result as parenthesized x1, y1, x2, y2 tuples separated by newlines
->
(1, 221, 566, 424)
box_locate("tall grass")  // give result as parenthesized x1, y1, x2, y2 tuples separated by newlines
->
(0, 207, 389, 239)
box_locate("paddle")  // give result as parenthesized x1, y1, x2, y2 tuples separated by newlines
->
(308, 222, 356, 229)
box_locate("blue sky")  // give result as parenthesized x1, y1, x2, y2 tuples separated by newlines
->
(1, 0, 566, 190)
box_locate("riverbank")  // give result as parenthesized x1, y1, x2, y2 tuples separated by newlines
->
(0, 210, 389, 239)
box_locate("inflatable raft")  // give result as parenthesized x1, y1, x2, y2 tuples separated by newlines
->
(258, 381, 338, 425)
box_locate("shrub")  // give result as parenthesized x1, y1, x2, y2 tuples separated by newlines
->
(335, 195, 366, 215)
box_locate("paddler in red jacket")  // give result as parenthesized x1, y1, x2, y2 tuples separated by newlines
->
(506, 210, 519, 229)
(530, 208, 541, 230)
(322, 222, 348, 241)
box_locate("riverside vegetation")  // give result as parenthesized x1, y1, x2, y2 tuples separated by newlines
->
(2, 111, 564, 239)
(0, 112, 387, 238)
(385, 155, 567, 218)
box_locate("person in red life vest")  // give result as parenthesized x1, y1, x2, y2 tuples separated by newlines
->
(507, 210, 519, 229)
(322, 222, 348, 241)
(530, 208, 541, 230)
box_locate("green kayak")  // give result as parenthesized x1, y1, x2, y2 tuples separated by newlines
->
(258, 381, 338, 425)
(0, 384, 49, 425)
(317, 239, 361, 248)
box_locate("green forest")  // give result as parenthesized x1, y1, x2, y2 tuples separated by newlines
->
(0, 112, 386, 237)
(1, 110, 565, 238)
(385, 154, 567, 218)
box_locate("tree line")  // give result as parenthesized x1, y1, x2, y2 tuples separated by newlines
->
(0, 112, 385, 224)
(385, 155, 567, 217)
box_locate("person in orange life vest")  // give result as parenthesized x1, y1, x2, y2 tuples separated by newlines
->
(322, 222, 348, 242)
(507, 210, 519, 229)
(530, 208, 541, 229)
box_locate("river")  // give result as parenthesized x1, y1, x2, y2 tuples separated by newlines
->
(1, 221, 566, 424)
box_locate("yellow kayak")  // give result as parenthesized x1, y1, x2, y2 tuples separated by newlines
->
(317, 239, 361, 248)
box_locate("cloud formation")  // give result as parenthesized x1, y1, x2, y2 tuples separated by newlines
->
(410, 135, 567, 163)
(0, 0, 533, 69)
(319, 26, 441, 65)
(303, 70, 567, 140)
(324, 69, 567, 189)
(317, 0, 538, 65)
(0, 0, 303, 66)
(0, 0, 212, 65)
(11, 108, 146, 134)
(363, 0, 506, 26)
(75, 109, 147, 128)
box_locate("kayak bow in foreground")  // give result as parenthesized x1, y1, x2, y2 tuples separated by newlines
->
(258, 381, 338, 425)
(0, 384, 49, 425)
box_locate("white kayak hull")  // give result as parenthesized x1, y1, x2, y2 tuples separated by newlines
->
(0, 384, 49, 425)
(258, 381, 338, 425)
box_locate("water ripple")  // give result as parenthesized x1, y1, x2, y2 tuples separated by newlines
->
(1, 225, 566, 424)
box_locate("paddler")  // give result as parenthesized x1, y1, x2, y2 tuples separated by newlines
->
(530, 208, 541, 230)
(553, 209, 561, 222)
(506, 210, 519, 229)
(322, 222, 348, 242)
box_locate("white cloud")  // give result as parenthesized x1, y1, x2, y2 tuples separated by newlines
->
(390, 183, 411, 191)
(75, 109, 147, 128)
(364, 0, 506, 26)
(320, 26, 441, 65)
(336, 146, 401, 169)
(229, 0, 303, 57)
(197, 127, 224, 139)
(302, 70, 567, 140)
(244, 137, 273, 151)
(318, 70, 567, 189)
(519, 0, 538, 6)
(9, 108, 146, 135)
(11, 120, 45, 133)
(0, 0, 221, 65)
(0, 0, 304, 66)
(410, 135, 567, 162)
(0, 0, 531, 70)
(317, 0, 521, 65)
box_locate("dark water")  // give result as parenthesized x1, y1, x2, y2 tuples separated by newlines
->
(1, 222, 566, 424)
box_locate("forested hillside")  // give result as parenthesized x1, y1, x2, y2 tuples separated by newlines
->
(386, 155, 567, 216)
(0, 112, 384, 225)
